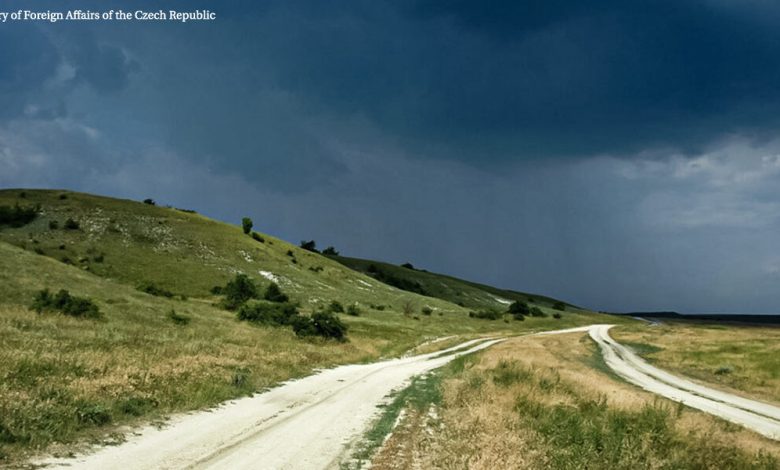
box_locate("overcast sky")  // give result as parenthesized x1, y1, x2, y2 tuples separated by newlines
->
(2, 0, 780, 313)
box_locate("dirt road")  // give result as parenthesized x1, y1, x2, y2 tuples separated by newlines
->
(590, 324, 780, 440)
(36, 328, 587, 470)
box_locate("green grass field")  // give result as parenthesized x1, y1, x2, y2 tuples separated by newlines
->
(0, 189, 618, 463)
(613, 322, 780, 403)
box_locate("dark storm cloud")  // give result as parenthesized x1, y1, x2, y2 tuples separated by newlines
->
(0, 25, 60, 120)
(3, 0, 780, 313)
(249, 0, 780, 160)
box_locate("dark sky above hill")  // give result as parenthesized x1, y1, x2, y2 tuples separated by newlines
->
(2, 0, 780, 313)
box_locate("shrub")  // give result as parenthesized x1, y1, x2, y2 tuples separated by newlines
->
(32, 289, 100, 318)
(308, 265, 324, 273)
(529, 307, 546, 317)
(286, 250, 295, 257)
(263, 282, 289, 303)
(421, 306, 433, 316)
(508, 300, 529, 315)
(63, 218, 80, 230)
(292, 311, 348, 341)
(75, 402, 111, 426)
(49, 220, 59, 230)
(0, 203, 39, 228)
(328, 300, 344, 313)
(553, 312, 562, 319)
(143, 198, 156, 206)
(220, 274, 259, 310)
(300, 240, 319, 252)
(401, 262, 414, 269)
(210, 285, 223, 295)
(58, 193, 68, 200)
(167, 309, 190, 325)
(251, 232, 265, 243)
(137, 281, 174, 298)
(469, 310, 502, 320)
(237, 301, 299, 326)
(715, 365, 733, 375)
(322, 246, 339, 256)
(231, 368, 252, 388)
(552, 301, 566, 311)
(242, 217, 253, 234)
(515, 313, 525, 321)
(346, 304, 361, 316)
(119, 396, 157, 416)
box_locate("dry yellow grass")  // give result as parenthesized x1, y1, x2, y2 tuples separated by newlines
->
(370, 332, 780, 469)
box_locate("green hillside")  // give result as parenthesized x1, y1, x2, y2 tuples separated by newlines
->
(0, 189, 462, 315)
(0, 188, 617, 463)
(330, 255, 573, 313)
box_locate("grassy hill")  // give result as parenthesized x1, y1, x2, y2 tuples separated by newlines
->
(0, 190, 462, 315)
(0, 188, 617, 463)
(330, 255, 572, 313)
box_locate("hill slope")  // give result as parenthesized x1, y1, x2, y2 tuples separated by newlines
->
(330, 255, 572, 312)
(0, 189, 463, 315)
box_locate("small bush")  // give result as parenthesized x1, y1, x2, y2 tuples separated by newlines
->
(300, 240, 319, 253)
(401, 262, 415, 269)
(508, 300, 529, 315)
(32, 289, 101, 318)
(346, 304, 361, 316)
(322, 246, 339, 256)
(529, 307, 546, 317)
(251, 232, 265, 243)
(370, 304, 386, 311)
(286, 250, 294, 257)
(715, 365, 733, 375)
(0, 203, 39, 228)
(75, 402, 111, 426)
(263, 282, 289, 303)
(231, 368, 252, 388)
(237, 301, 299, 326)
(292, 311, 348, 341)
(143, 198, 156, 206)
(49, 220, 59, 230)
(514, 314, 525, 321)
(552, 301, 566, 311)
(308, 265, 324, 273)
(421, 306, 433, 316)
(242, 217, 253, 235)
(328, 300, 344, 313)
(219, 274, 259, 310)
(469, 310, 503, 320)
(58, 193, 68, 200)
(138, 281, 174, 298)
(553, 312, 562, 319)
(119, 397, 157, 416)
(167, 309, 190, 325)
(93, 253, 104, 263)
(63, 218, 80, 230)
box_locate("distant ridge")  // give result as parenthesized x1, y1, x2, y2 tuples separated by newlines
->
(622, 311, 780, 325)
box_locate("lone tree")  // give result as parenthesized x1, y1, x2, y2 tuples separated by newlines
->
(300, 240, 319, 253)
(322, 246, 339, 256)
(242, 217, 253, 235)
